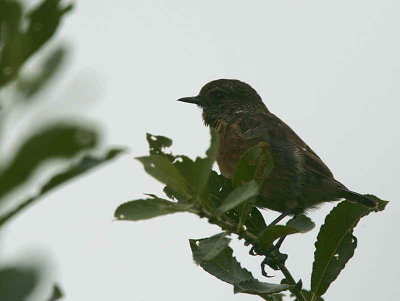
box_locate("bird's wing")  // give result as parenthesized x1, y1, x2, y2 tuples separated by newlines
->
(302, 149, 334, 178)
(242, 113, 334, 178)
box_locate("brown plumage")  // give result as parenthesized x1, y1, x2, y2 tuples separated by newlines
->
(178, 79, 376, 214)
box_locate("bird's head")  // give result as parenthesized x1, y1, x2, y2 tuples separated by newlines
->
(178, 79, 268, 128)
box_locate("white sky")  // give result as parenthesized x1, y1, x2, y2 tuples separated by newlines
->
(1, 1, 399, 300)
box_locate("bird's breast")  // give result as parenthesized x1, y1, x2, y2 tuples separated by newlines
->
(215, 120, 254, 179)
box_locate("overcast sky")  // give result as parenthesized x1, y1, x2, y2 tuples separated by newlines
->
(1, 1, 399, 300)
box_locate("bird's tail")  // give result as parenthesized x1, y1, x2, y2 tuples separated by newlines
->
(339, 190, 377, 208)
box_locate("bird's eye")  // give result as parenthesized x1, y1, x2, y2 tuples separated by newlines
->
(210, 90, 226, 101)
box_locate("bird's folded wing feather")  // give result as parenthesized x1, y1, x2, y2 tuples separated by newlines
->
(241, 112, 334, 178)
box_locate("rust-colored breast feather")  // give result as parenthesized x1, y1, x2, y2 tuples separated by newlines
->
(216, 120, 249, 178)
(215, 112, 345, 214)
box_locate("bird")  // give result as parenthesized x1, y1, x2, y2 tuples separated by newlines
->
(177, 79, 376, 216)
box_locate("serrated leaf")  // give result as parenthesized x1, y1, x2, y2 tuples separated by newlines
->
(234, 279, 290, 296)
(0, 148, 124, 227)
(189, 241, 290, 299)
(190, 232, 231, 262)
(189, 241, 253, 285)
(311, 196, 388, 298)
(257, 214, 315, 248)
(0, 123, 98, 201)
(215, 180, 259, 215)
(233, 142, 274, 188)
(115, 198, 191, 221)
(137, 155, 192, 200)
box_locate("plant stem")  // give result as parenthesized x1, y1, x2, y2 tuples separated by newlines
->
(277, 261, 306, 301)
(197, 208, 306, 301)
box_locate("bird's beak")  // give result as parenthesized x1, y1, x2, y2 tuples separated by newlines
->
(177, 96, 201, 105)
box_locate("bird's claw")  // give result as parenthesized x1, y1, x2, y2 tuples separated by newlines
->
(261, 262, 275, 278)
(260, 251, 288, 277)
(249, 246, 265, 256)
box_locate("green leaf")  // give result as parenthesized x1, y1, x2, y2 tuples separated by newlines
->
(146, 133, 173, 158)
(244, 207, 268, 236)
(41, 148, 123, 193)
(286, 214, 315, 233)
(0, 267, 38, 301)
(205, 170, 233, 207)
(0, 0, 73, 87)
(46, 284, 63, 301)
(233, 142, 273, 188)
(0, 148, 124, 227)
(257, 214, 315, 249)
(189, 242, 291, 299)
(236, 197, 257, 228)
(0, 123, 98, 201)
(145, 131, 218, 210)
(168, 130, 218, 210)
(115, 198, 191, 221)
(234, 279, 290, 297)
(162, 155, 195, 201)
(257, 225, 299, 249)
(0, 1, 25, 88)
(189, 241, 253, 285)
(215, 180, 259, 215)
(190, 232, 231, 262)
(263, 293, 285, 301)
(231, 142, 273, 225)
(310, 196, 388, 298)
(161, 156, 216, 210)
(16, 46, 66, 99)
(195, 128, 219, 200)
(137, 155, 193, 200)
